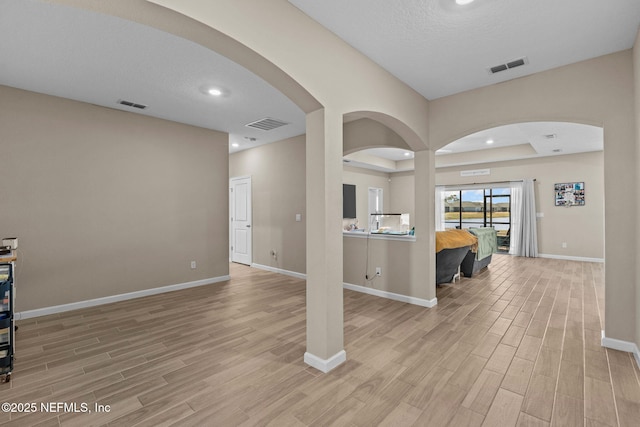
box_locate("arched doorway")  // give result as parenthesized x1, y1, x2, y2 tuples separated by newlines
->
(435, 121, 605, 262)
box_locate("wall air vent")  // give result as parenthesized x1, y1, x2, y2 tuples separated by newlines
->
(245, 117, 289, 131)
(488, 57, 529, 74)
(118, 99, 147, 110)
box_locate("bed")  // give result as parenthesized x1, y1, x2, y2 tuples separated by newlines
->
(460, 227, 498, 277)
(435, 229, 478, 285)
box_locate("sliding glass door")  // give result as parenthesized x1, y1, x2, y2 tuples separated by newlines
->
(443, 187, 511, 252)
(484, 188, 511, 233)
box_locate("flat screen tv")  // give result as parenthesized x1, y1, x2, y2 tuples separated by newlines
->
(343, 184, 356, 218)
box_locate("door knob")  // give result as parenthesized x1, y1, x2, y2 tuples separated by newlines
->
(246, 225, 251, 228)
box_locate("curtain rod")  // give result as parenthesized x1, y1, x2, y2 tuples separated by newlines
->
(440, 178, 536, 186)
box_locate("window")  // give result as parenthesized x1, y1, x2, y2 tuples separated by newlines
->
(368, 187, 383, 215)
(443, 187, 511, 239)
(368, 187, 383, 229)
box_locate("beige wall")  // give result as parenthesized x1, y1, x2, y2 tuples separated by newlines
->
(390, 151, 607, 261)
(1, 86, 230, 312)
(342, 166, 391, 231)
(228, 142, 402, 276)
(229, 135, 306, 274)
(343, 237, 420, 296)
(430, 51, 636, 342)
(436, 152, 605, 260)
(389, 171, 415, 223)
(343, 118, 411, 154)
(634, 29, 640, 353)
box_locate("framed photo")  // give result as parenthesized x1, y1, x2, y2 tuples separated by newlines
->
(554, 182, 585, 206)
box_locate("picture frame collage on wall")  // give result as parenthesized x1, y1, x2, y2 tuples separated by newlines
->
(554, 182, 585, 206)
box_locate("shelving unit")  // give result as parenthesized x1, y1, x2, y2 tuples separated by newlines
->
(0, 254, 15, 383)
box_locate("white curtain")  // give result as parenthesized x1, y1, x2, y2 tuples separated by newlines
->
(435, 185, 446, 231)
(510, 179, 538, 257)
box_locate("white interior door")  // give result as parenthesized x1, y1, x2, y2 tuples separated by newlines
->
(230, 176, 252, 265)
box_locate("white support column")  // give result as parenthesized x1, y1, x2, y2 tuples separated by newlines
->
(410, 149, 437, 303)
(304, 108, 346, 373)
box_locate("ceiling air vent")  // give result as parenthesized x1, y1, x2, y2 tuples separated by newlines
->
(506, 58, 526, 69)
(118, 99, 147, 110)
(490, 64, 508, 74)
(245, 117, 289, 131)
(488, 57, 529, 75)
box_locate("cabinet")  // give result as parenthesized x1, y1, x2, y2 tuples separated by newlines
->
(0, 259, 15, 382)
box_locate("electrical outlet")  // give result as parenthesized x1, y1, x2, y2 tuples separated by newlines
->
(190, 261, 196, 269)
(561, 242, 567, 248)
(375, 267, 381, 276)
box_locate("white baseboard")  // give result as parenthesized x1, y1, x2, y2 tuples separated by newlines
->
(538, 253, 604, 263)
(343, 282, 437, 308)
(251, 263, 307, 280)
(249, 265, 438, 308)
(304, 350, 347, 373)
(601, 330, 640, 369)
(16, 275, 231, 320)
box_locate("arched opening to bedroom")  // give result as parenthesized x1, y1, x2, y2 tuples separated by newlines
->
(434, 121, 604, 262)
(431, 120, 607, 350)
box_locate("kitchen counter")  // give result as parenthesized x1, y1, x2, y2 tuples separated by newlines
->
(343, 230, 416, 242)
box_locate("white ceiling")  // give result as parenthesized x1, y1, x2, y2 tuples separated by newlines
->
(1, 0, 637, 162)
(0, 0, 305, 154)
(344, 122, 603, 173)
(363, 148, 415, 162)
(289, 0, 640, 100)
(440, 122, 603, 157)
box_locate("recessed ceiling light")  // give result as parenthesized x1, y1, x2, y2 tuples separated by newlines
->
(486, 139, 494, 144)
(208, 88, 223, 96)
(456, 0, 475, 5)
(231, 143, 239, 148)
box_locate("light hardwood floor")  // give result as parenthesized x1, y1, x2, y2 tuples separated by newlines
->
(1, 255, 639, 426)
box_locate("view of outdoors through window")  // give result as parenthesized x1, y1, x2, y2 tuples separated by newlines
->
(444, 188, 511, 252)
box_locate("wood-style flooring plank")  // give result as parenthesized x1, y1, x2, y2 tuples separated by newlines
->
(0, 257, 635, 426)
(482, 388, 523, 426)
